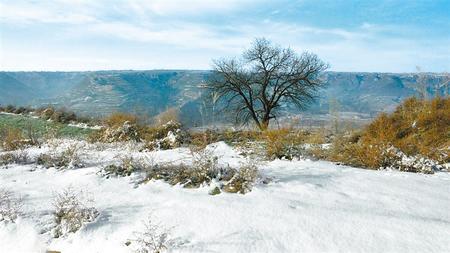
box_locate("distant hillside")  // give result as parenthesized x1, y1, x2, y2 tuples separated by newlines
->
(0, 70, 447, 126)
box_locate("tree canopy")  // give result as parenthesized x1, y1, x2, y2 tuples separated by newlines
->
(207, 38, 328, 130)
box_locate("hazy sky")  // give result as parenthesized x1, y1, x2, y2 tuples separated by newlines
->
(1, 0, 449, 72)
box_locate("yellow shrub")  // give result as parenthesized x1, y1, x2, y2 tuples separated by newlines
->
(0, 128, 25, 151)
(103, 112, 138, 128)
(263, 128, 305, 159)
(330, 96, 450, 169)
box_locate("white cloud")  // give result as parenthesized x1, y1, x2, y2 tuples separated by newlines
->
(1, 0, 448, 72)
(87, 21, 247, 51)
(126, 0, 256, 16)
(0, 1, 97, 24)
(0, 0, 257, 25)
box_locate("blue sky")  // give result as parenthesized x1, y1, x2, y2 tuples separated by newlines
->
(0, 0, 449, 72)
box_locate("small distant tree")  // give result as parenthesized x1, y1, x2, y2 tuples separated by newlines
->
(207, 38, 328, 130)
(329, 98, 341, 134)
(440, 72, 449, 97)
(154, 107, 180, 126)
(415, 66, 428, 99)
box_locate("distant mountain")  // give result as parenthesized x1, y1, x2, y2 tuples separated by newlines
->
(0, 70, 447, 126)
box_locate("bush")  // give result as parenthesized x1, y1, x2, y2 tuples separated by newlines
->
(88, 112, 141, 143)
(222, 161, 259, 194)
(145, 150, 219, 188)
(0, 150, 31, 167)
(50, 109, 77, 124)
(0, 188, 23, 222)
(37, 146, 83, 170)
(104, 112, 138, 128)
(184, 149, 219, 188)
(89, 120, 141, 143)
(13, 106, 32, 115)
(263, 128, 306, 160)
(130, 213, 176, 253)
(100, 156, 151, 177)
(52, 187, 99, 238)
(329, 97, 449, 172)
(39, 107, 56, 120)
(144, 150, 261, 194)
(4, 105, 16, 113)
(144, 121, 189, 150)
(0, 127, 27, 151)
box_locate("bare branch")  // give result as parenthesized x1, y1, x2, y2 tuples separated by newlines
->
(207, 38, 328, 130)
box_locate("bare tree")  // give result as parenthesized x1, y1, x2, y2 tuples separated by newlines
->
(440, 72, 449, 97)
(415, 66, 428, 99)
(207, 38, 328, 130)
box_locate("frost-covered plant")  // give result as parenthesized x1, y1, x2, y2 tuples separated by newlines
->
(101, 155, 152, 177)
(37, 145, 83, 170)
(0, 150, 30, 167)
(144, 121, 189, 151)
(89, 113, 141, 143)
(130, 213, 175, 253)
(222, 160, 259, 194)
(186, 149, 219, 187)
(52, 187, 99, 238)
(382, 146, 439, 174)
(0, 188, 23, 222)
(145, 149, 219, 188)
(143, 148, 262, 194)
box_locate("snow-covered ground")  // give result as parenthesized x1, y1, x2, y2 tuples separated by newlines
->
(1, 141, 450, 252)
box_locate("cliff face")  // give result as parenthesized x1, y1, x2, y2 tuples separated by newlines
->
(0, 70, 447, 125)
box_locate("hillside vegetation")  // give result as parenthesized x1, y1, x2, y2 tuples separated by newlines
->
(0, 113, 94, 140)
(329, 96, 449, 172)
(1, 71, 448, 127)
(1, 96, 448, 173)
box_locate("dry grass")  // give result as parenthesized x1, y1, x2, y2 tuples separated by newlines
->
(262, 128, 319, 160)
(52, 187, 99, 238)
(222, 160, 259, 194)
(0, 127, 26, 151)
(329, 96, 450, 170)
(130, 213, 176, 253)
(101, 155, 152, 177)
(0, 150, 31, 167)
(89, 113, 142, 143)
(104, 112, 138, 128)
(0, 188, 23, 222)
(37, 145, 84, 170)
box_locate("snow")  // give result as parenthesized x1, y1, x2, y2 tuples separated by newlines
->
(1, 141, 450, 252)
(67, 123, 102, 130)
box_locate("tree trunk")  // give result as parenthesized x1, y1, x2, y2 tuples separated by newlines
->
(260, 119, 270, 131)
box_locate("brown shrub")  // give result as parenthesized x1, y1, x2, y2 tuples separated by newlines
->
(89, 113, 142, 143)
(329, 96, 450, 171)
(263, 128, 306, 160)
(37, 146, 84, 170)
(143, 121, 189, 150)
(0, 151, 30, 166)
(104, 112, 138, 128)
(222, 161, 259, 194)
(100, 156, 150, 177)
(0, 128, 26, 151)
